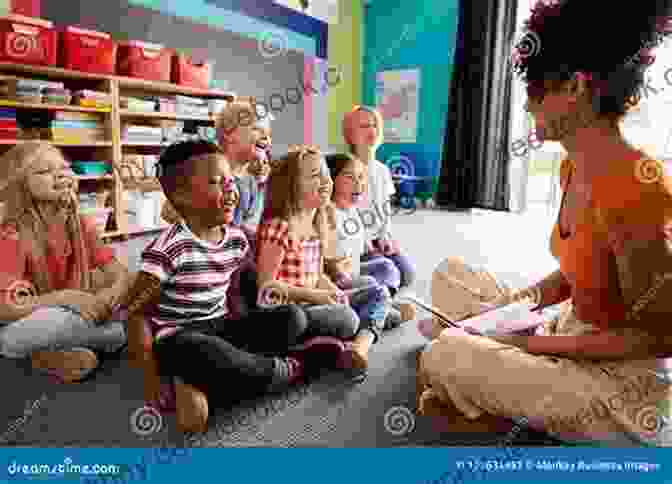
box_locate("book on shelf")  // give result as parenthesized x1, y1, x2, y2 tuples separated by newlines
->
(54, 112, 102, 121)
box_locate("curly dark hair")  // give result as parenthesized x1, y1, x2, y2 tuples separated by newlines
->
(512, 0, 672, 118)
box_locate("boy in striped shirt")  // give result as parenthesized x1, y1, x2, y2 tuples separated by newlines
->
(125, 140, 340, 434)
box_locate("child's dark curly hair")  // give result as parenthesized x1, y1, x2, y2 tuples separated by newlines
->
(512, 0, 672, 118)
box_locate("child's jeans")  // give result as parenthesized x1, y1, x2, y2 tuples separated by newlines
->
(0, 305, 126, 358)
(334, 274, 389, 343)
(153, 304, 307, 405)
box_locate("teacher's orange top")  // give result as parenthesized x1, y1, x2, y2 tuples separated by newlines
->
(550, 155, 672, 332)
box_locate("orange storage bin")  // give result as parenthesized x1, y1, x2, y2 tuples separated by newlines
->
(0, 14, 57, 66)
(117, 41, 172, 82)
(61, 26, 116, 75)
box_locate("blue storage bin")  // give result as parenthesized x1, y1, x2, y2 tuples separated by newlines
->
(71, 161, 111, 175)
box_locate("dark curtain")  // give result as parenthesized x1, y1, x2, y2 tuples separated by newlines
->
(436, 0, 518, 211)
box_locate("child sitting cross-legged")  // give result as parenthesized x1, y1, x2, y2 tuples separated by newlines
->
(256, 145, 371, 375)
(324, 153, 416, 333)
(126, 140, 331, 434)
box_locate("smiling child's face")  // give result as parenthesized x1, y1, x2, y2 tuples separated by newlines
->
(333, 157, 366, 209)
(184, 154, 238, 226)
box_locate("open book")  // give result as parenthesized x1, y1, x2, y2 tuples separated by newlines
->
(400, 294, 545, 335)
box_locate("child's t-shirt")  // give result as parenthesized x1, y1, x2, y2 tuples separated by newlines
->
(334, 205, 364, 277)
(364, 159, 396, 244)
(141, 221, 249, 340)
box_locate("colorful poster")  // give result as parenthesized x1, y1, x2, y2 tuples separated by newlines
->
(375, 69, 420, 143)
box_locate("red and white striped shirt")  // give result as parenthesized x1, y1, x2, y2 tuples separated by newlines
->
(141, 221, 249, 340)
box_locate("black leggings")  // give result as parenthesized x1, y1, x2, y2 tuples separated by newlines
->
(153, 304, 306, 405)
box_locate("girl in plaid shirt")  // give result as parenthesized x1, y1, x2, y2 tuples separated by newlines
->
(257, 146, 374, 375)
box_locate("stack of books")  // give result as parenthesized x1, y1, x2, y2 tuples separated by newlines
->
(122, 125, 163, 145)
(0, 108, 17, 141)
(121, 96, 156, 113)
(175, 95, 209, 117)
(50, 112, 105, 143)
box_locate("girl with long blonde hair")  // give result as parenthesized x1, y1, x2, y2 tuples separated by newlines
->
(0, 142, 131, 383)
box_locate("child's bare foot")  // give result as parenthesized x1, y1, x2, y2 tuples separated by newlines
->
(175, 378, 209, 434)
(31, 348, 98, 383)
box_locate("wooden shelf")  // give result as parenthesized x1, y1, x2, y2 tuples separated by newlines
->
(121, 142, 166, 147)
(0, 62, 238, 246)
(0, 63, 110, 82)
(119, 109, 214, 122)
(0, 139, 112, 146)
(117, 77, 234, 100)
(0, 63, 235, 100)
(75, 174, 114, 181)
(101, 224, 170, 239)
(0, 100, 111, 113)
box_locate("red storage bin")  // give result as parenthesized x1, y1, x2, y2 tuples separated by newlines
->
(0, 14, 57, 66)
(117, 41, 171, 82)
(61, 27, 116, 75)
(172, 55, 211, 89)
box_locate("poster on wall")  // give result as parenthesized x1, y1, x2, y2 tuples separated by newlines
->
(375, 69, 420, 143)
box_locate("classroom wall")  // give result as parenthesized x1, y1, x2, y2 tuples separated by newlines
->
(5, 0, 336, 152)
(362, 0, 458, 180)
(327, 0, 363, 151)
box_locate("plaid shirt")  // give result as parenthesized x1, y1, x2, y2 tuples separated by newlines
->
(257, 219, 322, 288)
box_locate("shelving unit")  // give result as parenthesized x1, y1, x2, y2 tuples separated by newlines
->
(0, 63, 235, 241)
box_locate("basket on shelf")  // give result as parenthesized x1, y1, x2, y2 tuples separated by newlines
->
(71, 161, 111, 176)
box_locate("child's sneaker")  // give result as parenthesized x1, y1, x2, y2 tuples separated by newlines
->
(31, 347, 99, 383)
(289, 336, 345, 379)
(175, 377, 209, 434)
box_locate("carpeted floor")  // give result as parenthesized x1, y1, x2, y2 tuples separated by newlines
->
(0, 207, 564, 447)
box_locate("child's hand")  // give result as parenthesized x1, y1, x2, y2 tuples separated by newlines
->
(330, 256, 353, 275)
(310, 289, 344, 305)
(380, 238, 400, 256)
(365, 241, 381, 256)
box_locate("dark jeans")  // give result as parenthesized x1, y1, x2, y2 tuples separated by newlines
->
(153, 304, 306, 405)
(238, 267, 361, 341)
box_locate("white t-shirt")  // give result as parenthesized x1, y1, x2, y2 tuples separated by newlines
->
(363, 159, 396, 244)
(334, 205, 364, 277)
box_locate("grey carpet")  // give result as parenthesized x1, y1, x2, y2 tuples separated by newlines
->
(0, 208, 562, 447)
